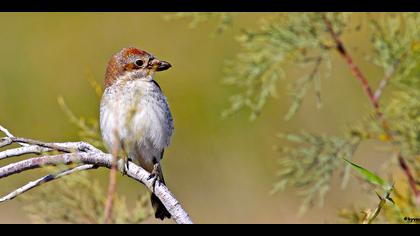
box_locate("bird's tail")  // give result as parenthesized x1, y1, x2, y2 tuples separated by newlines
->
(150, 172, 171, 220)
(151, 192, 171, 220)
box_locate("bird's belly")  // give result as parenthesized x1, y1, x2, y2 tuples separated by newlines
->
(100, 83, 174, 169)
(131, 101, 173, 150)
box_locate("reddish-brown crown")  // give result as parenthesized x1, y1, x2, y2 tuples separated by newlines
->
(104, 47, 149, 88)
(122, 47, 146, 58)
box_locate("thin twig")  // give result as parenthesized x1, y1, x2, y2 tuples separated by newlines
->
(103, 131, 119, 224)
(0, 125, 29, 147)
(0, 145, 51, 160)
(322, 14, 380, 114)
(103, 156, 118, 223)
(362, 190, 391, 224)
(309, 57, 323, 107)
(374, 67, 395, 102)
(0, 125, 18, 139)
(9, 137, 94, 153)
(0, 164, 95, 202)
(285, 56, 323, 120)
(322, 13, 419, 202)
(103, 159, 117, 224)
(398, 153, 420, 204)
(0, 138, 12, 148)
(373, 53, 407, 102)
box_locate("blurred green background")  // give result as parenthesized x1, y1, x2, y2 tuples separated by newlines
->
(0, 13, 388, 223)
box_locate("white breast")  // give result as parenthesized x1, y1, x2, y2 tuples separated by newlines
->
(100, 79, 174, 167)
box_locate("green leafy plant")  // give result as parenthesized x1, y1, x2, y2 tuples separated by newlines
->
(175, 12, 420, 223)
(271, 132, 361, 215)
(343, 159, 389, 188)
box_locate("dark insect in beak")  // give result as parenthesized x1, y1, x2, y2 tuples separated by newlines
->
(148, 59, 172, 71)
(156, 61, 171, 71)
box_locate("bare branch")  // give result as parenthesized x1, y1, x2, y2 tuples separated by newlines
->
(0, 125, 17, 139)
(0, 138, 12, 148)
(321, 15, 379, 111)
(373, 53, 406, 102)
(398, 153, 420, 204)
(373, 68, 393, 102)
(0, 125, 193, 224)
(0, 152, 192, 224)
(0, 164, 96, 203)
(0, 145, 51, 160)
(8, 137, 99, 153)
(0, 125, 28, 147)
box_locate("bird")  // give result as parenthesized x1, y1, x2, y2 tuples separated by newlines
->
(99, 47, 174, 220)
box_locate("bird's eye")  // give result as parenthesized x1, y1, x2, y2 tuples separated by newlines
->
(134, 60, 144, 67)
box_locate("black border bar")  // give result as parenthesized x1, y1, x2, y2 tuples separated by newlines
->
(4, 0, 420, 12)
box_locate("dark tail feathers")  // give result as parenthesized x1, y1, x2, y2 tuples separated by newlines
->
(151, 193, 171, 220)
(150, 167, 171, 220)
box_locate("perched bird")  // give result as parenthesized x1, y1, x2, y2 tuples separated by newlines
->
(100, 47, 174, 220)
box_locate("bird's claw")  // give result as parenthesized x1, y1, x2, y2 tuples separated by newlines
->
(147, 163, 162, 192)
(121, 156, 130, 176)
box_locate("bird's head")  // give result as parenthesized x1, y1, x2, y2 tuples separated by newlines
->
(104, 47, 171, 88)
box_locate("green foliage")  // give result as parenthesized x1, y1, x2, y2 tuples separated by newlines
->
(223, 13, 351, 120)
(385, 89, 420, 160)
(21, 167, 152, 224)
(169, 13, 348, 120)
(343, 159, 389, 189)
(341, 159, 395, 224)
(339, 185, 418, 224)
(164, 13, 234, 35)
(368, 13, 420, 89)
(176, 12, 420, 223)
(276, 50, 420, 224)
(272, 132, 361, 215)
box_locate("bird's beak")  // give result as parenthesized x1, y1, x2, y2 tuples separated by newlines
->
(149, 59, 172, 72)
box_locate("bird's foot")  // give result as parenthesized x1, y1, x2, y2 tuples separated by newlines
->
(121, 156, 130, 176)
(147, 163, 163, 193)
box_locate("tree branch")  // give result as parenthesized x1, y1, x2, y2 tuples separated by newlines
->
(0, 126, 19, 140)
(0, 126, 28, 147)
(0, 164, 96, 203)
(0, 145, 51, 160)
(322, 14, 420, 203)
(373, 67, 395, 102)
(322, 14, 380, 114)
(398, 153, 420, 203)
(0, 125, 193, 224)
(0, 138, 12, 148)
